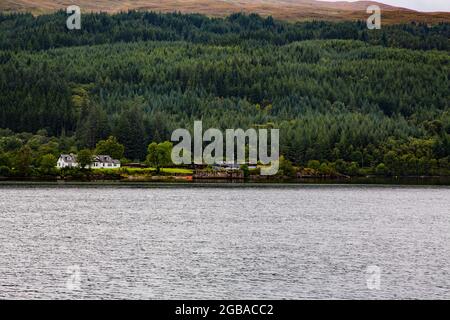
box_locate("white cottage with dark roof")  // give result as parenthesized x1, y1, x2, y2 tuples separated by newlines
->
(57, 154, 120, 169)
(92, 155, 121, 168)
(57, 154, 78, 168)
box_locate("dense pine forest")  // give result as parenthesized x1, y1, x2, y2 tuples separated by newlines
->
(0, 11, 449, 177)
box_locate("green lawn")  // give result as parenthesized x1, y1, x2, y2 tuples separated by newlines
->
(158, 168, 193, 174)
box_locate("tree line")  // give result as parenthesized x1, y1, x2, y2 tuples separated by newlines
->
(0, 12, 449, 177)
(0, 11, 448, 51)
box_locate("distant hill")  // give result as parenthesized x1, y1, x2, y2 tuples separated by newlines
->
(1, 0, 449, 24)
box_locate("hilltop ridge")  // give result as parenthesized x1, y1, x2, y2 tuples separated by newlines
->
(1, 0, 449, 24)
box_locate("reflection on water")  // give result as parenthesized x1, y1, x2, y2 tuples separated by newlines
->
(0, 184, 449, 299)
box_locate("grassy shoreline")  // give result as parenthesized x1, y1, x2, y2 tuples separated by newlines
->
(2, 166, 450, 184)
(2, 174, 450, 186)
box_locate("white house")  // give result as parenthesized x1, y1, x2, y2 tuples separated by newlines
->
(57, 154, 121, 169)
(57, 154, 78, 168)
(212, 161, 257, 171)
(92, 155, 121, 169)
(212, 161, 241, 171)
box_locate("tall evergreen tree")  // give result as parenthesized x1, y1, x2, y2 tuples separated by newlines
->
(76, 103, 111, 149)
(115, 106, 146, 161)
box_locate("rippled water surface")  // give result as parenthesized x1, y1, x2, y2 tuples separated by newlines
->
(0, 184, 449, 299)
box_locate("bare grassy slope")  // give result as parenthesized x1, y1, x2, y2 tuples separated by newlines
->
(1, 0, 449, 23)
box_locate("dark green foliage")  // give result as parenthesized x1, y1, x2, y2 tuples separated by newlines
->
(146, 141, 173, 173)
(114, 105, 147, 160)
(77, 149, 93, 169)
(15, 145, 32, 176)
(0, 165, 11, 176)
(39, 153, 57, 174)
(0, 60, 75, 135)
(0, 12, 449, 176)
(278, 156, 296, 177)
(0, 151, 12, 167)
(76, 103, 110, 148)
(95, 136, 125, 160)
(0, 11, 448, 51)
